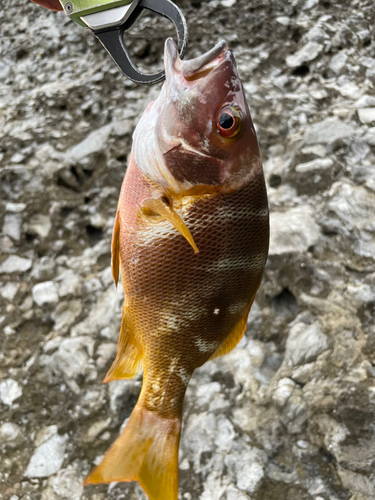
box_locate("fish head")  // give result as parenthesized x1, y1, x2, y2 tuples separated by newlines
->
(133, 38, 261, 196)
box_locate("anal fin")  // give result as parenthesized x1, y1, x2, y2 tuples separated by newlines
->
(103, 308, 142, 383)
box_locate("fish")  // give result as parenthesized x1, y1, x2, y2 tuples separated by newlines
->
(84, 37, 269, 500)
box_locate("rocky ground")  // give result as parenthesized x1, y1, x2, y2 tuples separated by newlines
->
(1, 0, 375, 498)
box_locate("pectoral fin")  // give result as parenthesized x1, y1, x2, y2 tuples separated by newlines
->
(142, 198, 199, 254)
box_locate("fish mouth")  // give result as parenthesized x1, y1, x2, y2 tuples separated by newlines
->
(164, 38, 228, 83)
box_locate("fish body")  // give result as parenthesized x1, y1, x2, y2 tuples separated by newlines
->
(85, 39, 269, 500)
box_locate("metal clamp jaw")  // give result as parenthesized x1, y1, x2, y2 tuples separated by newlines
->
(59, 0, 188, 84)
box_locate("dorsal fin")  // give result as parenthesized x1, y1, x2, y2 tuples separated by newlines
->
(111, 210, 121, 286)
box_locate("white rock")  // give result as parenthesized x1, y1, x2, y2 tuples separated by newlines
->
(43, 336, 63, 354)
(300, 144, 327, 157)
(32, 256, 56, 281)
(4, 325, 16, 336)
(285, 321, 329, 366)
(26, 214, 52, 238)
(305, 22, 326, 42)
(20, 294, 33, 312)
(24, 433, 68, 478)
(50, 465, 84, 500)
(363, 127, 375, 146)
(0, 282, 19, 301)
(272, 378, 296, 407)
(269, 207, 320, 255)
(286, 42, 323, 68)
(100, 266, 114, 287)
(0, 422, 20, 441)
(52, 300, 82, 332)
(358, 108, 375, 124)
(196, 382, 222, 407)
(112, 119, 133, 137)
(72, 286, 122, 338)
(304, 118, 355, 144)
(291, 362, 316, 384)
(5, 202, 26, 213)
(82, 277, 102, 294)
(295, 158, 333, 173)
(329, 52, 347, 74)
(0, 255, 32, 274)
(0, 61, 10, 80)
(225, 486, 251, 500)
(347, 284, 375, 304)
(32, 281, 59, 306)
(67, 123, 112, 162)
(83, 418, 111, 443)
(355, 230, 375, 258)
(0, 235, 15, 254)
(108, 379, 141, 414)
(11, 152, 25, 163)
(95, 342, 117, 369)
(3, 213, 22, 241)
(35, 425, 59, 447)
(56, 269, 82, 297)
(355, 95, 375, 108)
(309, 88, 328, 100)
(0, 379, 22, 406)
(221, 0, 236, 6)
(183, 412, 217, 471)
(337, 81, 362, 99)
(302, 0, 319, 10)
(53, 336, 95, 380)
(328, 182, 375, 230)
(338, 467, 375, 497)
(225, 442, 266, 494)
(276, 16, 290, 26)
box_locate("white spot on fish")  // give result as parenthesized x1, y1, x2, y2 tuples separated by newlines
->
(152, 382, 161, 393)
(168, 357, 190, 386)
(228, 300, 248, 315)
(206, 255, 264, 272)
(214, 308, 220, 315)
(178, 368, 190, 386)
(195, 337, 220, 353)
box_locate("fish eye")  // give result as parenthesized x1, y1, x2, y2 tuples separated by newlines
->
(217, 106, 241, 138)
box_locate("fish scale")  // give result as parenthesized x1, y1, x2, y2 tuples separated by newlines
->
(85, 37, 269, 500)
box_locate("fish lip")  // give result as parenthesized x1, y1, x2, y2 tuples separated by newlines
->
(164, 38, 229, 80)
(180, 40, 228, 78)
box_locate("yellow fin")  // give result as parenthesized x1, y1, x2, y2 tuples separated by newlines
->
(111, 210, 121, 286)
(143, 198, 199, 254)
(210, 299, 254, 360)
(84, 405, 181, 500)
(103, 310, 142, 383)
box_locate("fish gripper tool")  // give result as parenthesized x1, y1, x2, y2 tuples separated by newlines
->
(59, 0, 188, 84)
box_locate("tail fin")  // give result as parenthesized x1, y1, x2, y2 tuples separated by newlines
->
(84, 405, 181, 500)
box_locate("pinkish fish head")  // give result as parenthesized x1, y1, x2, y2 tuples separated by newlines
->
(132, 38, 261, 196)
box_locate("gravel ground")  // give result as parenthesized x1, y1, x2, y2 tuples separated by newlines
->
(1, 0, 375, 499)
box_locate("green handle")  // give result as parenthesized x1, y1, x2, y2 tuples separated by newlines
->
(59, 0, 133, 26)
